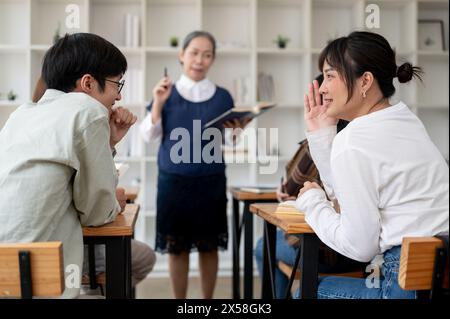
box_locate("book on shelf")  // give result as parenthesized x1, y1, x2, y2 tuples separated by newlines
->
(275, 200, 302, 215)
(204, 101, 276, 128)
(258, 72, 275, 102)
(122, 69, 143, 104)
(233, 75, 251, 105)
(238, 186, 277, 194)
(124, 13, 140, 47)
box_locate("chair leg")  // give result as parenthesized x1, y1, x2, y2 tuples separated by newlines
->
(88, 243, 98, 290)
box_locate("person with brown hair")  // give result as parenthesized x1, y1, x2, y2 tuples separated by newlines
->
(32, 77, 46, 103)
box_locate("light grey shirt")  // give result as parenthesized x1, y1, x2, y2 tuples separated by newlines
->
(0, 89, 121, 298)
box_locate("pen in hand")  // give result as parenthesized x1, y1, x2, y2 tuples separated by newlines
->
(162, 67, 169, 89)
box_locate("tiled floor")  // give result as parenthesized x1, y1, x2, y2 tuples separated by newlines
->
(135, 276, 262, 299)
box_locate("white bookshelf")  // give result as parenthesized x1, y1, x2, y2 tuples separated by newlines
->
(0, 0, 448, 275)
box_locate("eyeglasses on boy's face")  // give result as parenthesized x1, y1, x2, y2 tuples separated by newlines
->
(104, 79, 125, 94)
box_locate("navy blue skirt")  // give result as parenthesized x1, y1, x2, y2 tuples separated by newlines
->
(155, 170, 228, 254)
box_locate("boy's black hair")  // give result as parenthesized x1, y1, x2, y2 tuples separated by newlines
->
(42, 33, 127, 93)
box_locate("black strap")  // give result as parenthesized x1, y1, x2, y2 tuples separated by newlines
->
(431, 233, 449, 299)
(19, 251, 32, 299)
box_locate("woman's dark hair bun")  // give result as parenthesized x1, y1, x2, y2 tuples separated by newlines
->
(396, 62, 423, 83)
(396, 63, 413, 83)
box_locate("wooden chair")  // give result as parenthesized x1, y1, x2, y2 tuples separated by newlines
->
(399, 236, 449, 299)
(0, 242, 64, 298)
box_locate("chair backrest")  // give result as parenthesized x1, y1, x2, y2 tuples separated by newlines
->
(0, 242, 64, 298)
(399, 236, 449, 292)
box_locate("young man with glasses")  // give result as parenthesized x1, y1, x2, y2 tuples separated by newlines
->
(0, 33, 155, 298)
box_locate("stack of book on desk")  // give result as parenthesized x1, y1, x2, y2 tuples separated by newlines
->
(238, 186, 277, 194)
(275, 200, 301, 215)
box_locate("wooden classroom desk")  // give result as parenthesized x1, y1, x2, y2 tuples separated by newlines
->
(82, 204, 139, 299)
(230, 187, 278, 299)
(250, 203, 320, 299)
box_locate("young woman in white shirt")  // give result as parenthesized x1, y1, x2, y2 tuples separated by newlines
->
(295, 31, 449, 299)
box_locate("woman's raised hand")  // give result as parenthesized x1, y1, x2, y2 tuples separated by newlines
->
(304, 80, 337, 132)
(152, 77, 172, 106)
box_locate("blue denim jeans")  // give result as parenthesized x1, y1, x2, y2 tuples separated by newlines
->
(294, 246, 416, 299)
(254, 229, 366, 299)
(255, 230, 298, 298)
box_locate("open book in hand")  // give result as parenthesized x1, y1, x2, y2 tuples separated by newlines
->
(275, 200, 302, 215)
(203, 101, 276, 128)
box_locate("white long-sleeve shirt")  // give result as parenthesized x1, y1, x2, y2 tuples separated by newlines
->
(296, 102, 449, 262)
(0, 89, 121, 298)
